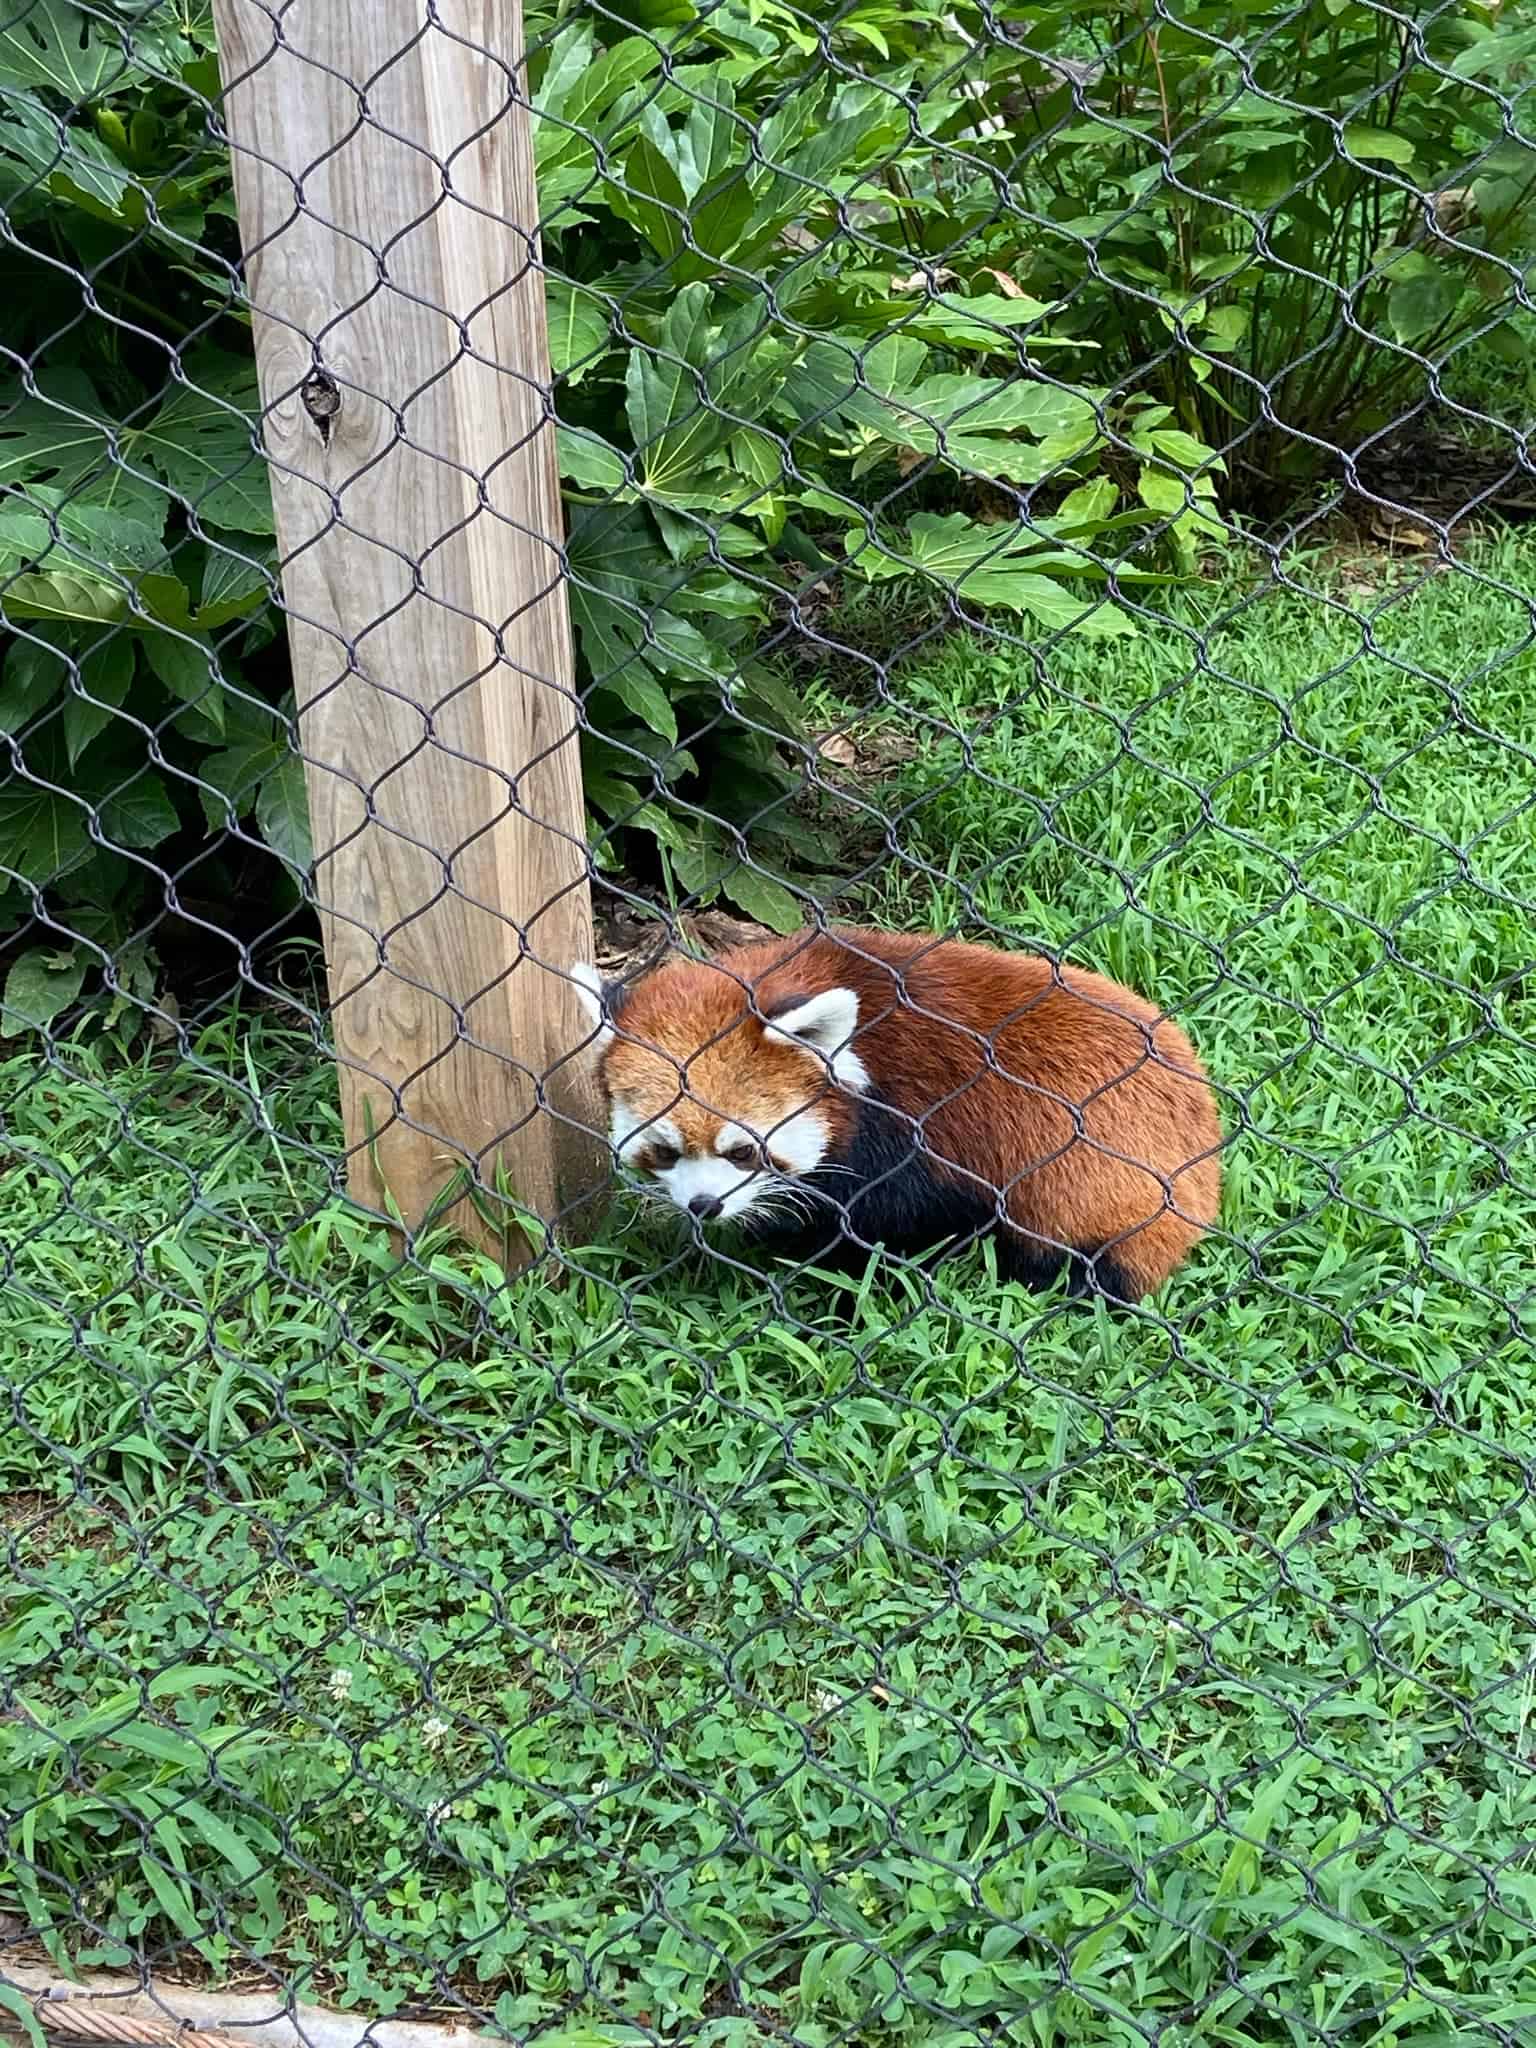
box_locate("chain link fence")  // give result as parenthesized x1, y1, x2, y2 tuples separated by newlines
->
(4, 0, 1536, 2042)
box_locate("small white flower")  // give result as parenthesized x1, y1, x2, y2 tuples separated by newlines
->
(427, 1798, 454, 1826)
(422, 1714, 450, 1747)
(813, 1689, 842, 1715)
(327, 1667, 354, 1700)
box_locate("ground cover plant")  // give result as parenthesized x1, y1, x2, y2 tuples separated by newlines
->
(5, 535, 1535, 2043)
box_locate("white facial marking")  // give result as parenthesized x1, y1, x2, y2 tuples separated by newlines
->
(609, 1103, 681, 1171)
(659, 1152, 757, 1220)
(764, 1109, 830, 1177)
(764, 987, 870, 1092)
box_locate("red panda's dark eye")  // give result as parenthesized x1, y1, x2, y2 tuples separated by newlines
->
(724, 1141, 757, 1171)
(648, 1144, 680, 1171)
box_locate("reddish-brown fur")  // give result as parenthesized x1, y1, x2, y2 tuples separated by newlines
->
(600, 926, 1223, 1297)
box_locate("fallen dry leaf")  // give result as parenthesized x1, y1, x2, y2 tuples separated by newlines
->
(979, 265, 1028, 298)
(1368, 507, 1438, 551)
(892, 265, 958, 294)
(814, 731, 858, 769)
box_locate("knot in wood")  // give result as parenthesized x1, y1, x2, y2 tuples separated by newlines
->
(301, 368, 342, 444)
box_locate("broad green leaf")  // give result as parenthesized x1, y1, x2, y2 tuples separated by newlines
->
(889, 375, 1097, 444)
(1200, 303, 1249, 352)
(143, 633, 222, 732)
(557, 426, 630, 493)
(132, 570, 205, 636)
(99, 771, 178, 850)
(608, 132, 687, 262)
(534, 23, 595, 119)
(830, 363, 1103, 481)
(0, 567, 129, 623)
(666, 829, 730, 899)
(0, 368, 165, 526)
(729, 427, 785, 538)
(63, 634, 133, 764)
(626, 283, 713, 453)
(558, 34, 662, 135)
(957, 566, 1132, 631)
(1388, 267, 1460, 342)
(255, 752, 312, 872)
(686, 165, 758, 263)
(640, 300, 788, 494)
(0, 945, 87, 1037)
(849, 508, 1034, 584)
(1341, 125, 1415, 165)
(1056, 477, 1118, 526)
(674, 73, 739, 199)
(0, 0, 130, 100)
(782, 332, 928, 427)
(754, 108, 899, 223)
(0, 773, 90, 882)
(593, 666, 678, 743)
(138, 350, 274, 534)
(0, 486, 169, 627)
(567, 505, 737, 690)
(195, 531, 275, 627)
(1141, 426, 1223, 471)
(546, 282, 611, 382)
(2, 89, 132, 216)
(665, 566, 762, 618)
(905, 291, 1057, 352)
(1137, 468, 1192, 515)
(848, 510, 1134, 635)
(1, 631, 67, 732)
(1451, 22, 1536, 79)
(722, 863, 802, 932)
(197, 735, 285, 829)
(25, 486, 168, 570)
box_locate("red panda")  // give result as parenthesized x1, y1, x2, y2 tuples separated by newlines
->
(572, 926, 1223, 1303)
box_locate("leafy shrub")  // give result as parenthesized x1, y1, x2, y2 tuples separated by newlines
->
(0, 0, 1225, 1028)
(948, 0, 1536, 494)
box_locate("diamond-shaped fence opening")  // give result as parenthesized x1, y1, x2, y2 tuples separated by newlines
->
(2, 0, 1535, 2043)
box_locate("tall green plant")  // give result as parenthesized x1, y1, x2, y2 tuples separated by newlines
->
(943, 0, 1536, 492)
(0, 0, 1217, 1034)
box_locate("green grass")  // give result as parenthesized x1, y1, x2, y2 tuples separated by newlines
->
(4, 535, 1536, 2045)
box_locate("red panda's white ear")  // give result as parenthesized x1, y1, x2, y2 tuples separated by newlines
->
(569, 961, 615, 1054)
(764, 987, 868, 1090)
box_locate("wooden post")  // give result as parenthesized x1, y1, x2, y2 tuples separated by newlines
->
(211, 0, 605, 1257)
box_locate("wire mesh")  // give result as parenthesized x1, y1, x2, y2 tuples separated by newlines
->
(3, 0, 1536, 2043)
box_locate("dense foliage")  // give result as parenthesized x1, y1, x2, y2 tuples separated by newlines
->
(0, 0, 1532, 1029)
(0, 0, 1213, 1026)
(950, 0, 1536, 478)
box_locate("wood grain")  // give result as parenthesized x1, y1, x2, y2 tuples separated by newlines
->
(211, 0, 605, 1256)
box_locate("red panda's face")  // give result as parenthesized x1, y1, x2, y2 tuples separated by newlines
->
(570, 961, 866, 1226)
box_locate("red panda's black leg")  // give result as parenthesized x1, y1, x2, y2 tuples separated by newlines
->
(1064, 1250, 1145, 1308)
(992, 1228, 1072, 1294)
(741, 1220, 875, 1281)
(995, 1234, 1145, 1307)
